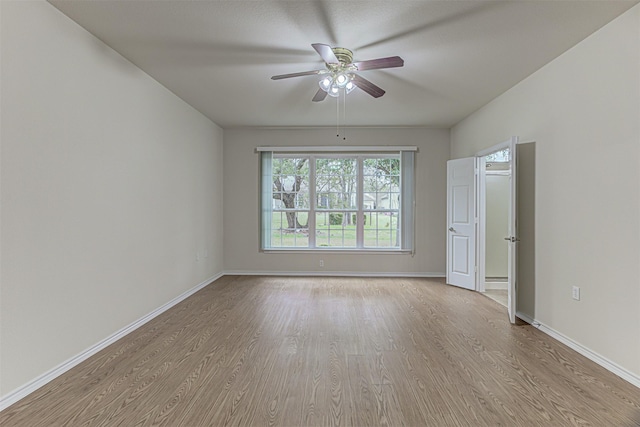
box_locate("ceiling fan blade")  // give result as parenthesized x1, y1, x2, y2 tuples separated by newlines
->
(271, 70, 324, 80)
(312, 88, 328, 102)
(351, 74, 386, 98)
(352, 56, 404, 71)
(312, 43, 339, 65)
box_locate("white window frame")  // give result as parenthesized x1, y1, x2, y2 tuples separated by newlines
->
(259, 147, 416, 254)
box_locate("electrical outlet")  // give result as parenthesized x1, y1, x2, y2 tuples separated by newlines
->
(319, 259, 324, 267)
(572, 286, 580, 301)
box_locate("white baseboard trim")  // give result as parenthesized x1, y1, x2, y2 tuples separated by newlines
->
(0, 272, 223, 412)
(515, 312, 640, 390)
(485, 281, 508, 290)
(223, 270, 445, 278)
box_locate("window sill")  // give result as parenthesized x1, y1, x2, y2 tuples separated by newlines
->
(262, 248, 412, 255)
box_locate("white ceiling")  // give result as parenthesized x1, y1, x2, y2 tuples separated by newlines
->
(48, 0, 637, 129)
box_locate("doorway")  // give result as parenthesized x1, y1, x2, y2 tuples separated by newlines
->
(477, 140, 536, 322)
(477, 138, 518, 322)
(446, 138, 535, 324)
(483, 159, 510, 307)
(446, 137, 536, 323)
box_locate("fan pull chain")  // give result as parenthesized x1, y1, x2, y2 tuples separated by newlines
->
(342, 92, 347, 141)
(336, 93, 340, 138)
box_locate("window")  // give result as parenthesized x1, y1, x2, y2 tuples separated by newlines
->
(485, 148, 510, 163)
(260, 148, 415, 251)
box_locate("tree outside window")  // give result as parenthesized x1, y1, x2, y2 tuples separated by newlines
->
(269, 154, 400, 249)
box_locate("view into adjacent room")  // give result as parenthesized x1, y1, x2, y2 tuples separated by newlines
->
(483, 148, 510, 307)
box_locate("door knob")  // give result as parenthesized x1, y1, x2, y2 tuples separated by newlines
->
(449, 227, 455, 232)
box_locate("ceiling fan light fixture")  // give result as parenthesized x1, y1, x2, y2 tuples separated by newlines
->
(319, 76, 333, 92)
(327, 84, 340, 97)
(319, 72, 353, 96)
(345, 80, 356, 94)
(334, 72, 349, 88)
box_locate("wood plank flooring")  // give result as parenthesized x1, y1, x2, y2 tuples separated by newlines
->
(1, 275, 639, 426)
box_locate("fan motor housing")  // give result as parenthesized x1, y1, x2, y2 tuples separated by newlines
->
(332, 47, 353, 65)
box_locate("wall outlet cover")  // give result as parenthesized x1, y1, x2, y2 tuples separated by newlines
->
(572, 286, 580, 301)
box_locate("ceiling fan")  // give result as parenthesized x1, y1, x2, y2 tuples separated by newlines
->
(271, 43, 404, 102)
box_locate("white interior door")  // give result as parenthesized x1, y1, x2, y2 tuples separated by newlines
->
(507, 137, 519, 323)
(446, 157, 477, 290)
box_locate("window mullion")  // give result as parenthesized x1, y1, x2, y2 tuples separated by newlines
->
(356, 156, 364, 248)
(308, 155, 316, 248)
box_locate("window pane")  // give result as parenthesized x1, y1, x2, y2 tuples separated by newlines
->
(363, 229, 378, 247)
(485, 148, 510, 163)
(363, 211, 399, 248)
(315, 211, 329, 246)
(270, 211, 284, 247)
(364, 158, 399, 195)
(363, 192, 376, 210)
(295, 190, 309, 209)
(318, 191, 355, 210)
(316, 192, 328, 209)
(385, 192, 400, 209)
(295, 234, 309, 247)
(377, 231, 392, 247)
(272, 157, 309, 212)
(315, 212, 356, 248)
(316, 158, 357, 211)
(270, 156, 310, 246)
(271, 211, 309, 247)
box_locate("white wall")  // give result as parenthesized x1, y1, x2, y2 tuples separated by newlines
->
(451, 5, 640, 378)
(0, 1, 224, 397)
(485, 174, 509, 278)
(223, 128, 449, 276)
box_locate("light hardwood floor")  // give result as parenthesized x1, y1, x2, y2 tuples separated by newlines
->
(1, 276, 639, 426)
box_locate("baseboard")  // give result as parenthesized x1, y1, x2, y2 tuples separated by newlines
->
(515, 312, 640, 390)
(0, 272, 223, 412)
(224, 270, 445, 278)
(485, 281, 508, 290)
